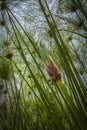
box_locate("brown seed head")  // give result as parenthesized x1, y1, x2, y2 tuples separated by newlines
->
(70, 4, 77, 12)
(1, 2, 7, 10)
(5, 53, 13, 59)
(0, 20, 6, 26)
(46, 57, 61, 81)
(77, 20, 84, 28)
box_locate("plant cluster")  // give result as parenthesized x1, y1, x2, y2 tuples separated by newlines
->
(0, 0, 87, 130)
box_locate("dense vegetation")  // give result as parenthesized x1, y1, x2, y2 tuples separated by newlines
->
(0, 0, 87, 130)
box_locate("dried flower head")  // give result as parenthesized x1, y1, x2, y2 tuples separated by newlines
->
(67, 36, 72, 42)
(5, 53, 13, 59)
(77, 20, 84, 28)
(0, 1, 7, 10)
(0, 20, 6, 26)
(46, 57, 61, 81)
(69, 4, 77, 12)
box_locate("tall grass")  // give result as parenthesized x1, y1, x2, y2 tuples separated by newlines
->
(0, 0, 87, 130)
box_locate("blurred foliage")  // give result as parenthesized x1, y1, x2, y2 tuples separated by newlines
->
(0, 0, 87, 130)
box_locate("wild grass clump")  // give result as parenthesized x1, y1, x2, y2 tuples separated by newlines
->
(0, 58, 12, 80)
